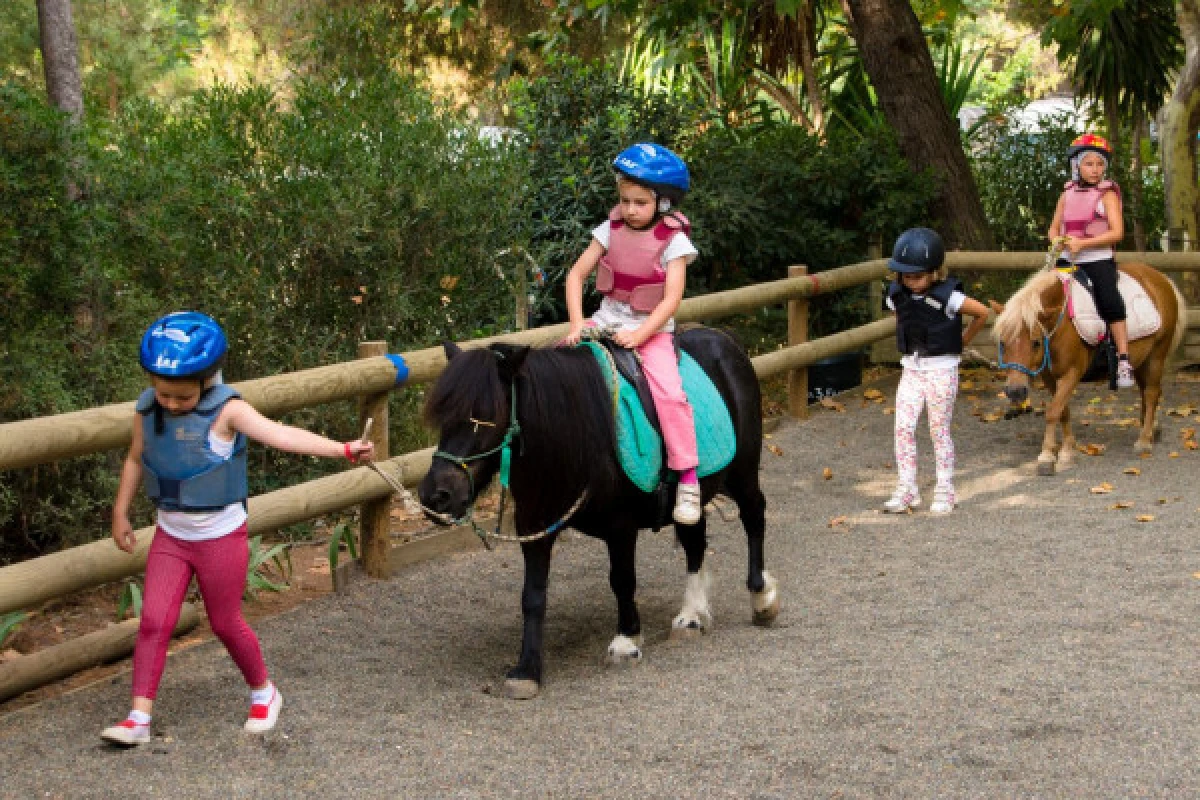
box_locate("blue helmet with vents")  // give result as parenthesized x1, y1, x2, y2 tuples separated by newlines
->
(888, 228, 945, 274)
(612, 143, 690, 206)
(139, 311, 228, 379)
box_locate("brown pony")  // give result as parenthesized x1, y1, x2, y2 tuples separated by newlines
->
(991, 263, 1185, 475)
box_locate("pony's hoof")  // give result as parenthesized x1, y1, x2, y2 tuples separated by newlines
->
(669, 619, 707, 640)
(503, 679, 540, 700)
(606, 634, 643, 666)
(752, 571, 780, 626)
(1036, 460, 1056, 476)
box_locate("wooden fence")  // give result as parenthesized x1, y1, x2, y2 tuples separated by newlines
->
(3, 249, 1200, 702)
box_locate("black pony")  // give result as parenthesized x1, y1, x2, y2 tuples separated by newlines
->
(418, 326, 778, 699)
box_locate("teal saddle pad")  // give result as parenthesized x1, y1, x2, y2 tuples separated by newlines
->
(580, 341, 737, 493)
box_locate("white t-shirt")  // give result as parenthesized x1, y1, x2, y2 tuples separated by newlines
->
(885, 289, 967, 371)
(589, 220, 698, 333)
(156, 430, 247, 541)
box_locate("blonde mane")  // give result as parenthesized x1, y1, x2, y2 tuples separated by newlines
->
(993, 271, 1061, 342)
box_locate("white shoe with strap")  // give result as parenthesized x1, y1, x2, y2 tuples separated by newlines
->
(101, 717, 151, 747)
(883, 485, 920, 514)
(930, 485, 956, 514)
(1116, 356, 1135, 389)
(673, 482, 703, 525)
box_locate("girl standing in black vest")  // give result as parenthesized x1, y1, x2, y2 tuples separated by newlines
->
(883, 228, 990, 514)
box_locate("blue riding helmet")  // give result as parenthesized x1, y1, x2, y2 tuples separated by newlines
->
(139, 311, 228, 378)
(612, 143, 690, 204)
(888, 227, 945, 274)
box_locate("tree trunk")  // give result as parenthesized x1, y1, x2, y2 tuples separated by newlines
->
(843, 0, 993, 250)
(1131, 117, 1146, 252)
(1162, 0, 1200, 296)
(36, 0, 83, 121)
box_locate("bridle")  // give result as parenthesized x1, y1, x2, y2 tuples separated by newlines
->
(996, 263, 1073, 379)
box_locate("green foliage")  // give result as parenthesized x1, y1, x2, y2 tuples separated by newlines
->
(970, 112, 1164, 251)
(0, 611, 28, 648)
(0, 72, 528, 562)
(117, 580, 143, 621)
(327, 521, 358, 574)
(686, 124, 937, 334)
(244, 535, 292, 600)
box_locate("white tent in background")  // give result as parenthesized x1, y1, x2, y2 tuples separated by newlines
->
(958, 95, 1098, 134)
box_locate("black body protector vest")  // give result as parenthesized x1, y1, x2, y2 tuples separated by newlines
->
(887, 277, 964, 358)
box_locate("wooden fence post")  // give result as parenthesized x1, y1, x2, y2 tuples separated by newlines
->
(787, 264, 809, 418)
(357, 341, 391, 579)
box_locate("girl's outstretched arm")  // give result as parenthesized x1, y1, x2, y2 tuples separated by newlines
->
(959, 297, 991, 347)
(219, 399, 374, 461)
(564, 240, 606, 346)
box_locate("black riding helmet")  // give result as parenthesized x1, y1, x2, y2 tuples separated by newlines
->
(889, 227, 945, 274)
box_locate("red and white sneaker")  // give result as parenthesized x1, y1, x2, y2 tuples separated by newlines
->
(244, 685, 283, 733)
(100, 718, 151, 747)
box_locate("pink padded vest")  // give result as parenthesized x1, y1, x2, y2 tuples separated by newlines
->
(1061, 179, 1120, 237)
(595, 208, 690, 313)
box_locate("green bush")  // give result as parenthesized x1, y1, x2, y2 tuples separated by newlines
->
(0, 74, 528, 563)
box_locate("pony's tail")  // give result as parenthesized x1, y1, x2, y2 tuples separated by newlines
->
(1169, 278, 1188, 362)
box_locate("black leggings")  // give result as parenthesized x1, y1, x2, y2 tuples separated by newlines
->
(1060, 257, 1126, 323)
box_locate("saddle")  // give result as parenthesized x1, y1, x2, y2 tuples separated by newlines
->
(1064, 268, 1161, 347)
(579, 340, 737, 496)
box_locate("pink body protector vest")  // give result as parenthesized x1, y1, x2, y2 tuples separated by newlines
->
(595, 207, 690, 313)
(1060, 179, 1120, 237)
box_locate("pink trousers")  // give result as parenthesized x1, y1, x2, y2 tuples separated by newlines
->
(132, 524, 268, 699)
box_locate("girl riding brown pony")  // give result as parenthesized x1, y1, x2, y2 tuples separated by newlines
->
(991, 262, 1185, 475)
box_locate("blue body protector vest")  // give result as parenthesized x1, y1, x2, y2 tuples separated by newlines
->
(888, 278, 964, 357)
(136, 385, 249, 511)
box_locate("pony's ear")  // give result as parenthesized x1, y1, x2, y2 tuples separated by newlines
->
(443, 341, 463, 361)
(988, 299, 1006, 315)
(489, 343, 529, 380)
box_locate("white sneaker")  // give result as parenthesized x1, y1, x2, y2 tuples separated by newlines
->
(883, 486, 920, 513)
(101, 718, 151, 747)
(1116, 357, 1135, 389)
(673, 483, 703, 525)
(930, 486, 956, 514)
(244, 685, 283, 733)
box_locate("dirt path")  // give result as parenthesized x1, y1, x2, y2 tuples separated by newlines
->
(2, 368, 1198, 798)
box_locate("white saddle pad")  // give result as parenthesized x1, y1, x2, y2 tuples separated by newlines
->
(1068, 270, 1161, 346)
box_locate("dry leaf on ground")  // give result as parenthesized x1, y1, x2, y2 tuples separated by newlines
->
(766, 443, 783, 456)
(822, 467, 833, 480)
(1122, 467, 1141, 476)
(1080, 443, 1106, 456)
(981, 412, 1003, 422)
(883, 407, 895, 415)
(1109, 501, 1135, 510)
(819, 397, 846, 413)
(1136, 514, 1155, 522)
(1169, 451, 1180, 458)
(828, 515, 848, 528)
(863, 388, 884, 401)
(1089, 483, 1114, 494)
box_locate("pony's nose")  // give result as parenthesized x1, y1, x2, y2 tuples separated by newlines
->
(427, 488, 451, 512)
(1004, 385, 1028, 405)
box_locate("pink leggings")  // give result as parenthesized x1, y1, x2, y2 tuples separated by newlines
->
(894, 365, 959, 490)
(132, 524, 268, 699)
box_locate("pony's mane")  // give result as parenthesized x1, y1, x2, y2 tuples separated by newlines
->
(423, 345, 620, 514)
(993, 270, 1061, 342)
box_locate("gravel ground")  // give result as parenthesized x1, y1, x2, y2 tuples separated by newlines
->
(3, 368, 1199, 799)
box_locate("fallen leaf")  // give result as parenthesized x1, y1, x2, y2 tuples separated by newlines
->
(1079, 443, 1106, 456)
(863, 388, 884, 401)
(960, 380, 975, 390)
(828, 515, 848, 528)
(1168, 405, 1196, 417)
(1193, 572, 1200, 579)
(1114, 418, 1140, 427)
(1109, 501, 1135, 509)
(1136, 514, 1155, 522)
(1122, 467, 1141, 475)
(766, 443, 783, 456)
(1187, 440, 1199, 451)
(981, 412, 1003, 422)
(883, 407, 895, 415)
(1169, 451, 1181, 458)
(1089, 483, 1114, 494)
(1182, 427, 1196, 440)
(822, 467, 833, 480)
(819, 397, 846, 413)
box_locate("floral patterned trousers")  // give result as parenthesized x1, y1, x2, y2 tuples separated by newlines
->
(893, 365, 959, 491)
